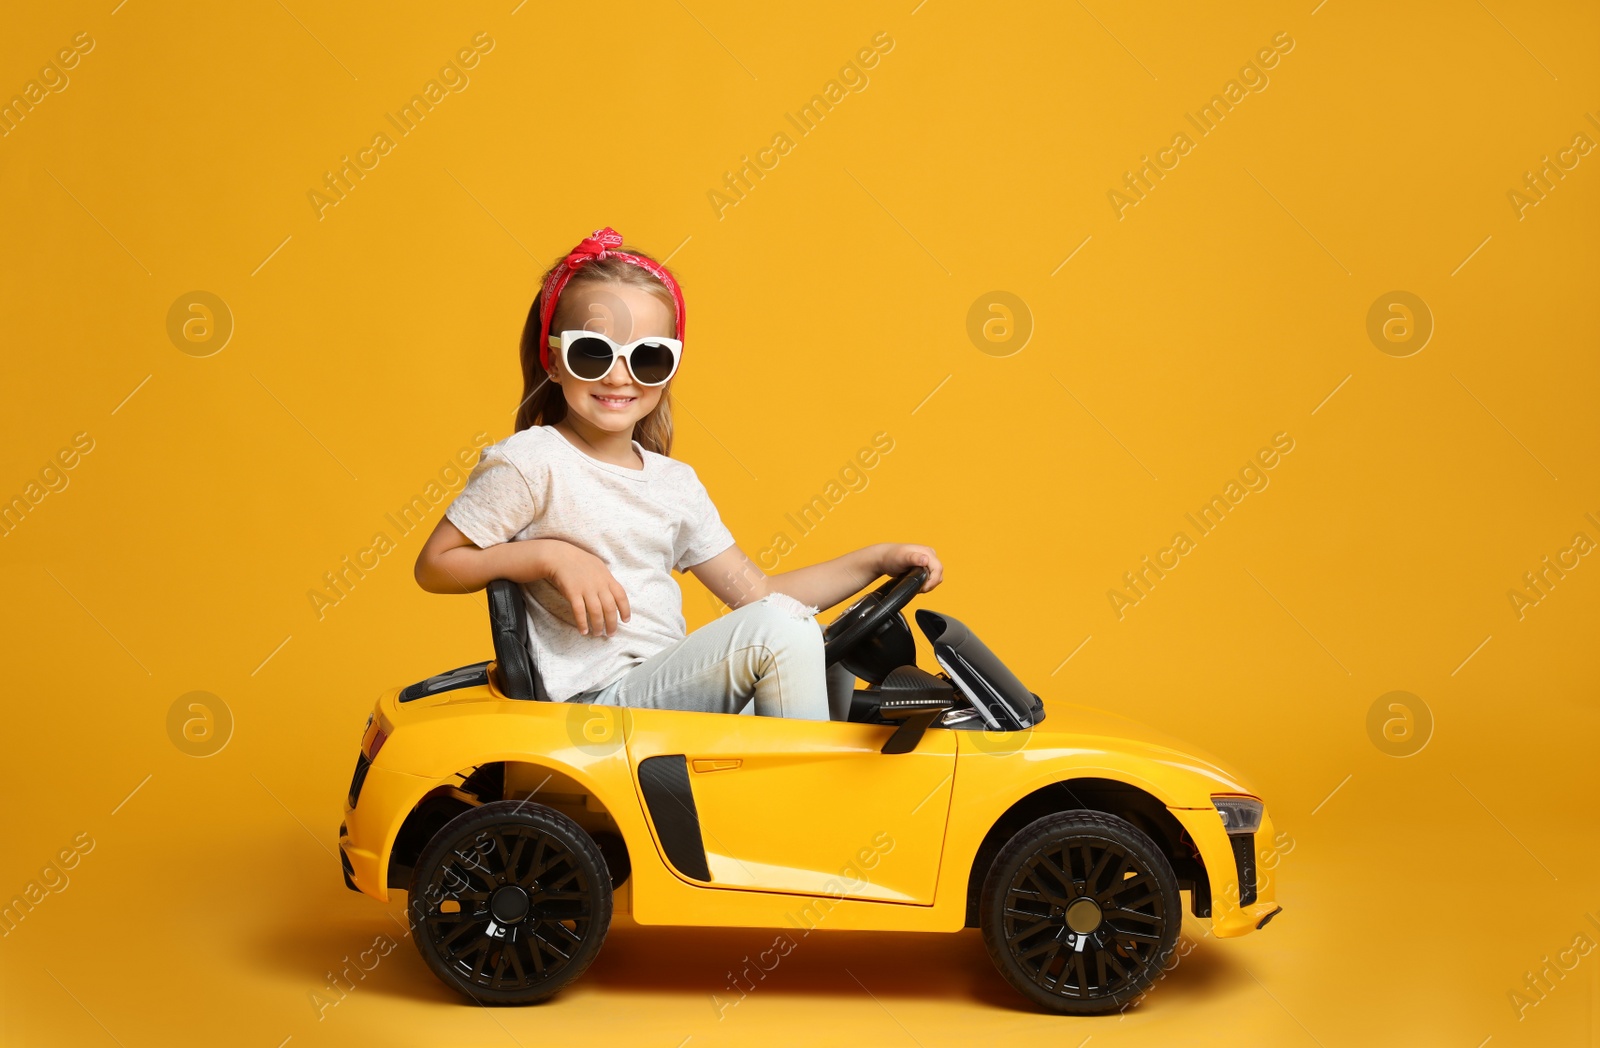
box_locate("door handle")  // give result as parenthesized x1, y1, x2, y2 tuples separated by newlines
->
(691, 758, 742, 773)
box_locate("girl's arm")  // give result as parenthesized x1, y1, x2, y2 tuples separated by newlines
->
(415, 518, 632, 637)
(689, 542, 942, 613)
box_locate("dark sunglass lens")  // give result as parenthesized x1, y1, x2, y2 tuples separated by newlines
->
(630, 342, 676, 384)
(567, 337, 615, 379)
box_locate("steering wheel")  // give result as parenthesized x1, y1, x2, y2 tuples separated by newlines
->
(822, 566, 928, 666)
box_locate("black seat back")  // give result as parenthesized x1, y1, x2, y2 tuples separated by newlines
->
(487, 578, 540, 701)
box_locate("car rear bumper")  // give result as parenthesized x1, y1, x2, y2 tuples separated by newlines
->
(340, 761, 434, 903)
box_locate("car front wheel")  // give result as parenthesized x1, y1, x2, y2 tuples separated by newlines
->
(408, 800, 612, 1004)
(980, 810, 1180, 1015)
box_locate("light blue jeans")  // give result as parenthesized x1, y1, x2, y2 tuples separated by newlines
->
(567, 592, 857, 721)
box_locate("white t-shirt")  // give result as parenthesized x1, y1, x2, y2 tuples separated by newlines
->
(444, 425, 736, 702)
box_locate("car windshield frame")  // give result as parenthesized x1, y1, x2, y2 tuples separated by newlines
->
(915, 610, 1042, 731)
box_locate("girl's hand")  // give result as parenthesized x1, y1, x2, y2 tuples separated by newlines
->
(879, 543, 944, 592)
(546, 544, 631, 637)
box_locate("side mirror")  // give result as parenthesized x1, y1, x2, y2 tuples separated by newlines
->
(866, 665, 957, 754)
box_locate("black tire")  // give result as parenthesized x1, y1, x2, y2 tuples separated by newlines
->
(980, 810, 1180, 1015)
(408, 800, 612, 1004)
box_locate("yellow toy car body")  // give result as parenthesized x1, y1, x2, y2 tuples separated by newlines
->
(339, 573, 1281, 1014)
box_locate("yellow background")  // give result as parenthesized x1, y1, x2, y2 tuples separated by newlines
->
(3, 0, 1597, 1044)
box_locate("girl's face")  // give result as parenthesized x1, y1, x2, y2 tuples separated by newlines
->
(548, 282, 675, 438)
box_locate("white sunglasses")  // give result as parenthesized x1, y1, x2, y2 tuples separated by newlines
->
(547, 329, 683, 387)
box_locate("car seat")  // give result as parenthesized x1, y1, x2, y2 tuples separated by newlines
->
(487, 578, 541, 701)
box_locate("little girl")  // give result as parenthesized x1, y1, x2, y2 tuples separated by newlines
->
(414, 226, 943, 721)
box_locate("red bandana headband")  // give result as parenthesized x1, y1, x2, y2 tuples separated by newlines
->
(537, 226, 687, 372)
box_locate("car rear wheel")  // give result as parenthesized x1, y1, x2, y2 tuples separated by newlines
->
(408, 800, 612, 1004)
(980, 810, 1180, 1015)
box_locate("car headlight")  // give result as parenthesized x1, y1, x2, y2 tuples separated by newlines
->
(1211, 794, 1263, 835)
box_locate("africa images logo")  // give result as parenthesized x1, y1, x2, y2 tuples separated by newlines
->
(1107, 432, 1296, 620)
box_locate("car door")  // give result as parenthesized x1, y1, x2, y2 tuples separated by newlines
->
(626, 710, 956, 904)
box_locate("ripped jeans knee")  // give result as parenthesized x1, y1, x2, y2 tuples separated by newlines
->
(753, 590, 820, 620)
(729, 591, 853, 719)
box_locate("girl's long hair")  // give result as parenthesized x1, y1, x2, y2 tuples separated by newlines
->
(515, 248, 682, 457)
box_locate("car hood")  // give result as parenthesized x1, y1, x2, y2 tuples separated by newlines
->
(1028, 699, 1258, 800)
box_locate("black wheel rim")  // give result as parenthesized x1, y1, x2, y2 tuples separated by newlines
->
(1000, 833, 1170, 1002)
(417, 821, 596, 993)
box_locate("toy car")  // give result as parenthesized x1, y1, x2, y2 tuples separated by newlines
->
(338, 566, 1282, 1014)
